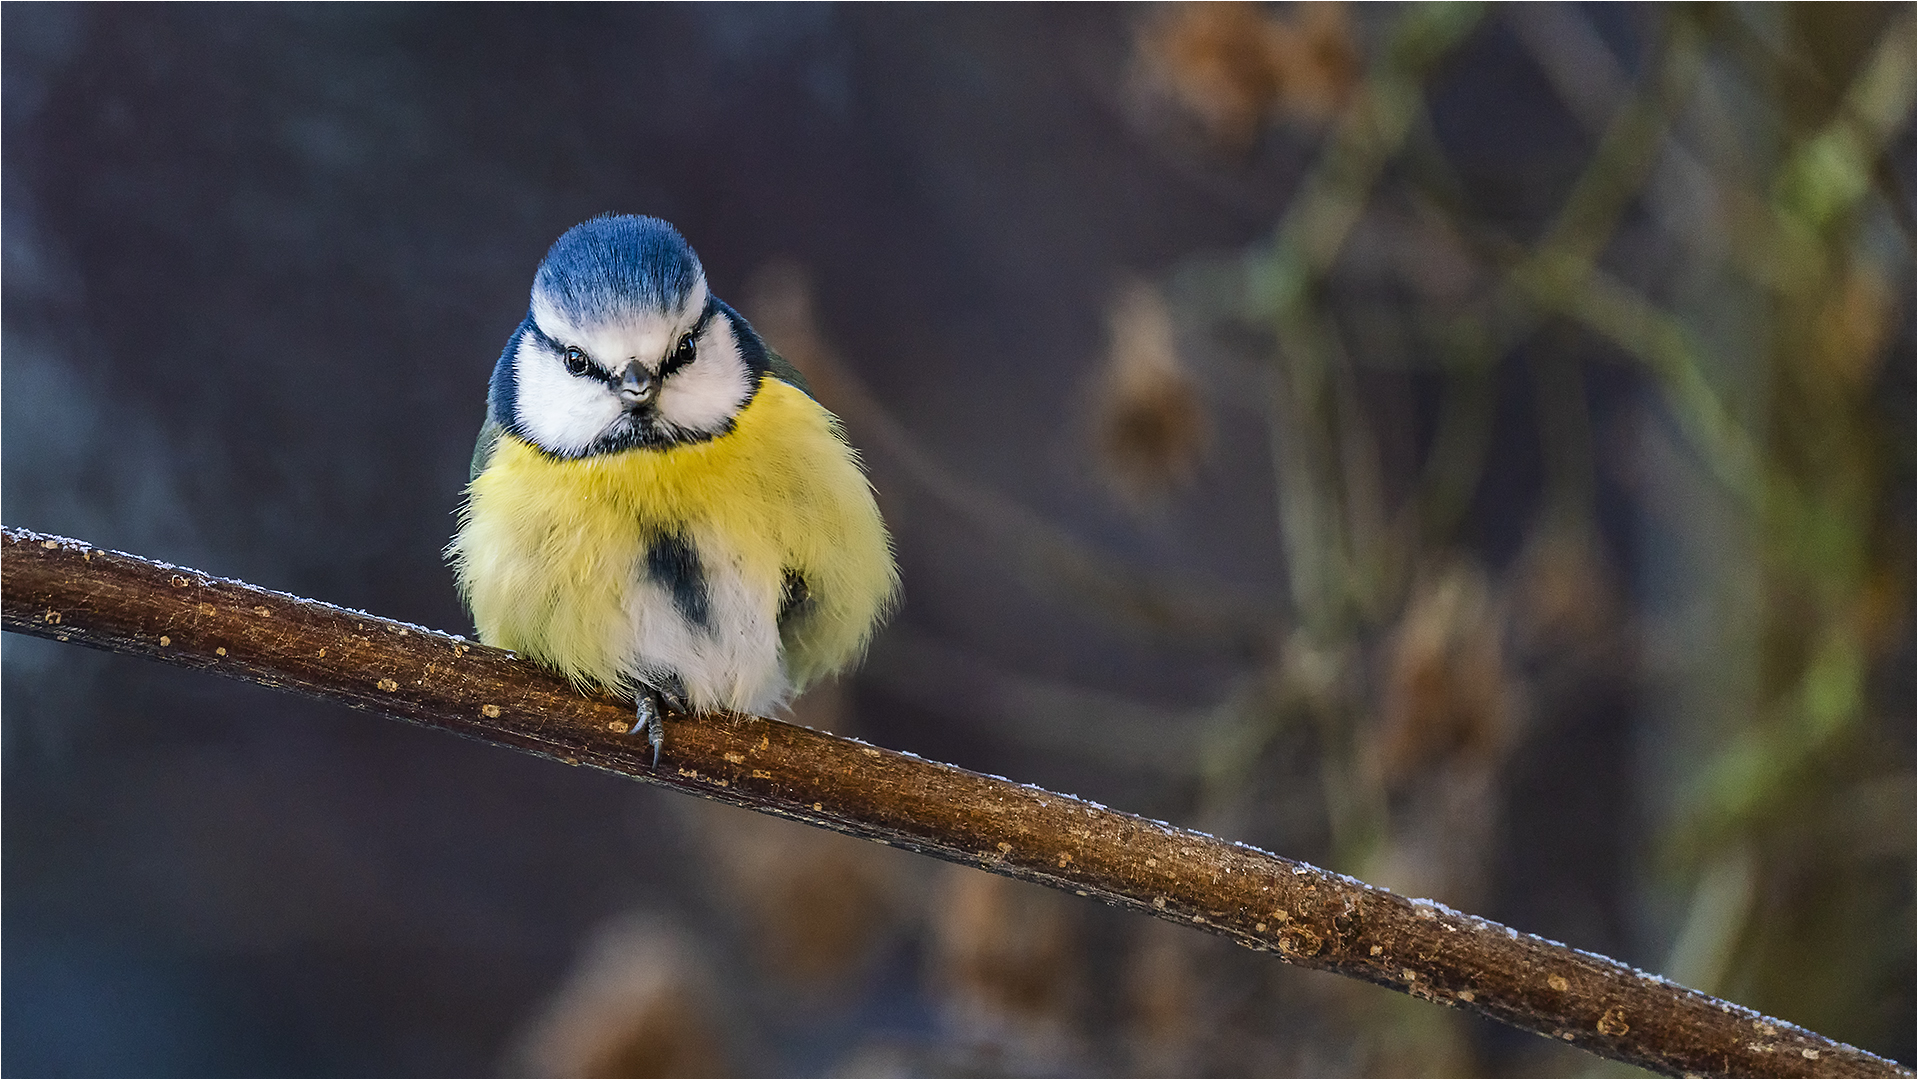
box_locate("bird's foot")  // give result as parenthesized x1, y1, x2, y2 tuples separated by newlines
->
(632, 692, 664, 767)
(630, 683, 686, 767)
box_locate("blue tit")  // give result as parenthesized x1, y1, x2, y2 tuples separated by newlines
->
(447, 215, 898, 761)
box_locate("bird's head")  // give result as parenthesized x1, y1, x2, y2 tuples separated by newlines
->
(490, 215, 769, 456)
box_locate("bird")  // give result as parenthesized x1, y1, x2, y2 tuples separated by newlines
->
(447, 215, 898, 763)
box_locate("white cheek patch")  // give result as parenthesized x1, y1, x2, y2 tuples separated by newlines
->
(658, 317, 753, 436)
(511, 337, 624, 455)
(519, 277, 741, 448)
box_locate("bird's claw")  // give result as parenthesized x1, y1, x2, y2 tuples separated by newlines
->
(632, 689, 670, 767)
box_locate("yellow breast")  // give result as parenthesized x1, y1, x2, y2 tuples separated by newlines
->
(448, 378, 897, 710)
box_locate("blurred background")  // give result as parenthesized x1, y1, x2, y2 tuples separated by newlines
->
(3, 4, 1911, 1076)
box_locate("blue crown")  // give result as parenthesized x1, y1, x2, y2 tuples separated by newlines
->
(533, 215, 703, 323)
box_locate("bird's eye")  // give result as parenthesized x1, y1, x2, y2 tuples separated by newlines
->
(562, 347, 589, 376)
(662, 334, 697, 376)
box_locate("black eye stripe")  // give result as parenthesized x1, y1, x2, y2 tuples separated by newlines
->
(661, 333, 697, 377)
(553, 309, 710, 383)
(661, 303, 718, 378)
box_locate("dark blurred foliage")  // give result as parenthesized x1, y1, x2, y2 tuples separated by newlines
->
(4, 4, 1911, 1076)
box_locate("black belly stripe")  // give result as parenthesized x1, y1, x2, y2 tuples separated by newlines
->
(779, 568, 811, 626)
(646, 532, 712, 632)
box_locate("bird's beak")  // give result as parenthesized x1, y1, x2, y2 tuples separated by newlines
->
(617, 364, 659, 409)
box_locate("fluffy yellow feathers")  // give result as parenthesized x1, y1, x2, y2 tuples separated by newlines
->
(452, 378, 895, 713)
(447, 216, 895, 730)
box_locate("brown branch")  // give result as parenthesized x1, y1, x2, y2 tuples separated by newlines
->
(0, 524, 1904, 1080)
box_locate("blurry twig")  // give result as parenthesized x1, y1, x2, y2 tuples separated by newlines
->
(761, 283, 1275, 655)
(1512, 252, 1771, 507)
(1772, 13, 1918, 236)
(1136, 1, 1911, 1065)
(1516, 11, 1912, 512)
(3, 525, 1908, 1079)
(1407, 12, 1725, 512)
(1244, 2, 1487, 632)
(1504, 3, 1634, 131)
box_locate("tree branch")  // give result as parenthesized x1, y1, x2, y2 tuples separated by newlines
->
(1, 525, 1904, 1080)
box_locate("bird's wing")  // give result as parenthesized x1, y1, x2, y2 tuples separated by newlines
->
(470, 416, 506, 482)
(763, 347, 816, 401)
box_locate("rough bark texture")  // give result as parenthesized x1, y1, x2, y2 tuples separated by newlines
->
(1, 525, 1906, 1079)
